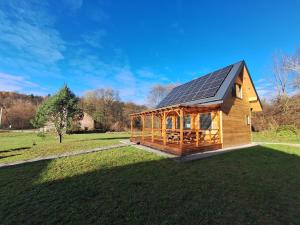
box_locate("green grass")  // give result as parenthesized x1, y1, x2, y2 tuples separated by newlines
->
(1, 144, 299, 225)
(252, 130, 300, 143)
(0, 132, 130, 164)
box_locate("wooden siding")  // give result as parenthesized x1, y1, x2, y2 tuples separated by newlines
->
(221, 66, 252, 148)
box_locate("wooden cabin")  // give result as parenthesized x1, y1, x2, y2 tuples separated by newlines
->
(130, 61, 262, 156)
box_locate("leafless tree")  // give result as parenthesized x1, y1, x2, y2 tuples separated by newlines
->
(282, 48, 300, 89)
(272, 53, 289, 97)
(147, 84, 177, 108)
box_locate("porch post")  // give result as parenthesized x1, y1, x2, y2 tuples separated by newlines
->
(191, 114, 195, 130)
(218, 110, 223, 145)
(196, 113, 200, 147)
(172, 115, 176, 131)
(179, 108, 184, 148)
(160, 116, 163, 137)
(163, 111, 167, 145)
(141, 114, 145, 141)
(151, 113, 154, 142)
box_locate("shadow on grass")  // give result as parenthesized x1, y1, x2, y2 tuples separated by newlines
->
(0, 147, 31, 153)
(0, 145, 299, 225)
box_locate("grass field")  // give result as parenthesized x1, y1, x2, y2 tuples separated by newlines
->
(252, 130, 300, 143)
(0, 132, 130, 164)
(0, 143, 299, 225)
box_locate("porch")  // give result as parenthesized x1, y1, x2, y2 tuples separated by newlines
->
(130, 105, 223, 156)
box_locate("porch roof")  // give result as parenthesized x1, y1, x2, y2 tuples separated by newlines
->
(130, 100, 222, 116)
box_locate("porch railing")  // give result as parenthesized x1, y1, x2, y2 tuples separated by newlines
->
(131, 128, 221, 146)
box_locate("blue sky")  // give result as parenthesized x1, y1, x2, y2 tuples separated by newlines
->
(0, 0, 299, 104)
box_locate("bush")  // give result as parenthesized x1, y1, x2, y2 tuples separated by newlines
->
(110, 121, 125, 132)
(276, 125, 299, 137)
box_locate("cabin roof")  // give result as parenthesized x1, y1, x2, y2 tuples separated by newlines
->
(156, 60, 254, 108)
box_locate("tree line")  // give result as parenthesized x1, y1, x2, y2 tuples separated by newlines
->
(0, 92, 43, 129)
(0, 82, 172, 131)
(0, 88, 148, 131)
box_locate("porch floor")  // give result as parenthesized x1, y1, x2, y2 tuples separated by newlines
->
(130, 136, 222, 156)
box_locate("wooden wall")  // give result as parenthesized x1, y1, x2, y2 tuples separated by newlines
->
(221, 66, 252, 148)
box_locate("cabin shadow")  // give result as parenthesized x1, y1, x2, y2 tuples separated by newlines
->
(1, 145, 300, 225)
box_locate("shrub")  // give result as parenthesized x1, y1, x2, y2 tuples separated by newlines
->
(37, 132, 46, 139)
(276, 125, 299, 137)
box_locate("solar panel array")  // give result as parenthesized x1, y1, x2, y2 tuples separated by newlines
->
(157, 64, 233, 108)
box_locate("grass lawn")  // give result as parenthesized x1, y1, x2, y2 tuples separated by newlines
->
(252, 130, 300, 143)
(0, 144, 299, 225)
(0, 131, 130, 164)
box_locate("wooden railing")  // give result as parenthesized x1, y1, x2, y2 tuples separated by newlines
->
(131, 128, 221, 146)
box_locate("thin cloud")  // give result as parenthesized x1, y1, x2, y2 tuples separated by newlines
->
(0, 7, 65, 64)
(0, 72, 39, 92)
(62, 0, 83, 12)
(137, 69, 169, 81)
(81, 30, 107, 48)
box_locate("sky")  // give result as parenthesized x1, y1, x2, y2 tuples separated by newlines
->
(0, 0, 299, 104)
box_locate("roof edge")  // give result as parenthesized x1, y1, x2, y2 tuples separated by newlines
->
(216, 60, 244, 100)
(243, 62, 263, 110)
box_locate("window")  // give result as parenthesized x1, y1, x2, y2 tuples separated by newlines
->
(235, 84, 243, 99)
(166, 117, 172, 129)
(176, 115, 191, 129)
(184, 116, 191, 129)
(200, 113, 212, 130)
(246, 115, 251, 125)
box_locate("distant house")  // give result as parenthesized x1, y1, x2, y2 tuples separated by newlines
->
(130, 60, 262, 156)
(43, 112, 97, 132)
(80, 112, 95, 131)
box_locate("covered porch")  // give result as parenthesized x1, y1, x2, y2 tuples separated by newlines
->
(130, 105, 223, 156)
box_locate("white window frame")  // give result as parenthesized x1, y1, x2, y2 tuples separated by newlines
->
(246, 115, 251, 125)
(235, 83, 243, 99)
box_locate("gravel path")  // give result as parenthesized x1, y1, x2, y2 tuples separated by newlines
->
(0, 143, 132, 169)
(254, 142, 300, 148)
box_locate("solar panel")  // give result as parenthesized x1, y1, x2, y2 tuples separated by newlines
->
(156, 64, 233, 108)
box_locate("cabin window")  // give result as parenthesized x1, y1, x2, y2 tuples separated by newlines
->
(235, 84, 243, 99)
(184, 116, 191, 129)
(200, 113, 212, 130)
(246, 115, 251, 125)
(166, 117, 172, 129)
(176, 115, 191, 129)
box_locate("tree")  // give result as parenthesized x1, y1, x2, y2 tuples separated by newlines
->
(147, 84, 177, 108)
(282, 48, 300, 89)
(272, 53, 290, 97)
(32, 85, 82, 143)
(81, 88, 147, 131)
(8, 100, 37, 129)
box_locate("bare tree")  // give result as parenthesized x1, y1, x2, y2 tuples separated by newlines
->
(82, 88, 122, 131)
(282, 48, 300, 89)
(147, 84, 177, 108)
(283, 52, 300, 73)
(272, 53, 289, 97)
